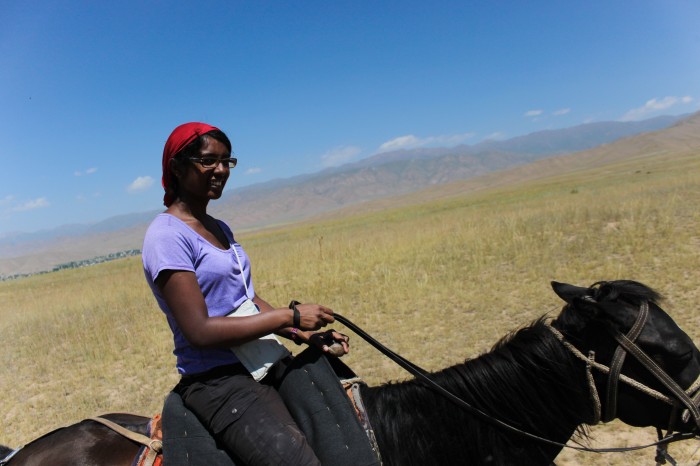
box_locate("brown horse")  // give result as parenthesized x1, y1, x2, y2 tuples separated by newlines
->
(3, 280, 699, 465)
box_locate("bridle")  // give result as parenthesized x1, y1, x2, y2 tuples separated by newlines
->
(334, 307, 700, 458)
(548, 300, 700, 430)
(548, 299, 700, 464)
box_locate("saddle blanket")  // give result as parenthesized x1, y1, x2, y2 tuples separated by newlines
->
(161, 348, 381, 466)
(132, 414, 163, 466)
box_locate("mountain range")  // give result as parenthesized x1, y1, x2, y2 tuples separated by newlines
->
(1, 112, 697, 277)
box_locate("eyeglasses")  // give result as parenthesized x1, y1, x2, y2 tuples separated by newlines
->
(187, 157, 238, 169)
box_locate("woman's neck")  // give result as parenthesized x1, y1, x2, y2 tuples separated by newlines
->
(166, 198, 229, 249)
(167, 198, 209, 222)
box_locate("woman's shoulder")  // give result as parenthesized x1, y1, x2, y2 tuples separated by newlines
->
(146, 212, 182, 231)
(142, 214, 198, 276)
(144, 213, 196, 244)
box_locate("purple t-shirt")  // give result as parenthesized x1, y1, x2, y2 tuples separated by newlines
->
(142, 213, 255, 375)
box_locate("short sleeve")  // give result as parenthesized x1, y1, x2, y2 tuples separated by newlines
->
(142, 215, 197, 284)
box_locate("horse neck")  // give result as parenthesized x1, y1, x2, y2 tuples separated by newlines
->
(362, 320, 593, 465)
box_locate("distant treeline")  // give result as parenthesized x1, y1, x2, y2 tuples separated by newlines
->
(0, 249, 141, 282)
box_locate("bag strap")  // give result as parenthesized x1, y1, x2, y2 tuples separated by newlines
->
(231, 243, 251, 299)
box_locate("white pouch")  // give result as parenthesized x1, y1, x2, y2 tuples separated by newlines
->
(227, 298, 291, 381)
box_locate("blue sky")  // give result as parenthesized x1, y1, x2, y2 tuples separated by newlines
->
(1, 1, 699, 236)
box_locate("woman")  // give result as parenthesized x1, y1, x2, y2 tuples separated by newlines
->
(142, 122, 350, 466)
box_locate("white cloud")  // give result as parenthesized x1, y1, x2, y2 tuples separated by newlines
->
(620, 95, 694, 121)
(13, 197, 49, 211)
(245, 167, 262, 175)
(553, 108, 571, 116)
(433, 132, 477, 146)
(321, 146, 362, 167)
(0, 195, 15, 206)
(74, 167, 98, 176)
(378, 132, 475, 152)
(525, 109, 543, 117)
(379, 135, 422, 152)
(483, 132, 506, 141)
(127, 176, 154, 193)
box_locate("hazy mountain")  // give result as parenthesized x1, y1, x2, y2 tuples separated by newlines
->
(209, 114, 690, 231)
(1, 112, 696, 277)
(348, 114, 684, 167)
(210, 150, 523, 232)
(0, 211, 159, 246)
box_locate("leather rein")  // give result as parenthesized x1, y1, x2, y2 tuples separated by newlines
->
(333, 308, 700, 456)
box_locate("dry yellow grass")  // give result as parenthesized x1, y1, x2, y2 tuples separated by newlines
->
(1, 147, 699, 464)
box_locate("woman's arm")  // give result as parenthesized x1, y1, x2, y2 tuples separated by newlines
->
(254, 294, 305, 341)
(254, 293, 350, 356)
(156, 270, 334, 349)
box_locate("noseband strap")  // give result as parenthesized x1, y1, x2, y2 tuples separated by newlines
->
(610, 325, 700, 428)
(603, 301, 649, 422)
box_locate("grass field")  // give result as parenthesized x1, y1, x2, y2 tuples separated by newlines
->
(1, 147, 699, 464)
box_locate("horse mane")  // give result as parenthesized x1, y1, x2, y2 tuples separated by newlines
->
(589, 280, 663, 306)
(554, 280, 664, 337)
(361, 319, 592, 465)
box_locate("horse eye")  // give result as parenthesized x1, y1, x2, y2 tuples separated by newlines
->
(676, 350, 693, 364)
(657, 350, 693, 372)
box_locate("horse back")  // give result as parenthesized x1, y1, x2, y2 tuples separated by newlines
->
(8, 414, 149, 466)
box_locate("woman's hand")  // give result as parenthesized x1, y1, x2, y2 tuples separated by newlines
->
(285, 301, 349, 356)
(308, 329, 350, 357)
(295, 303, 336, 330)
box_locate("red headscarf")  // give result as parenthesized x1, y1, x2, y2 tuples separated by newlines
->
(161, 122, 220, 206)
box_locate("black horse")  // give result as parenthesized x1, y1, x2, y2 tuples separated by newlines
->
(3, 280, 699, 465)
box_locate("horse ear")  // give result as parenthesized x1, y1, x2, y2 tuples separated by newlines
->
(551, 281, 591, 305)
(553, 282, 601, 330)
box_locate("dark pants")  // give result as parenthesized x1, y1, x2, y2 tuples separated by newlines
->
(175, 360, 321, 466)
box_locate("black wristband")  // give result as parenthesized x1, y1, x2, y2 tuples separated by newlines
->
(289, 300, 301, 328)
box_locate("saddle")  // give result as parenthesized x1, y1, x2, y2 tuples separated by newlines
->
(135, 348, 381, 466)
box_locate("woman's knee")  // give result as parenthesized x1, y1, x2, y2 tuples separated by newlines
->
(219, 404, 320, 465)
